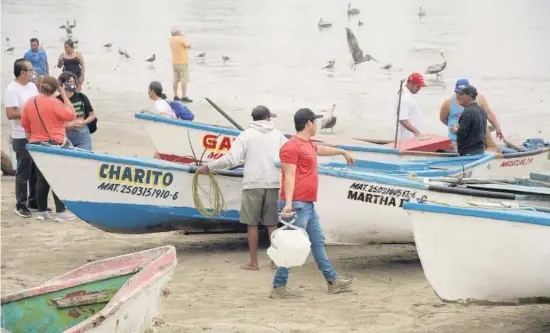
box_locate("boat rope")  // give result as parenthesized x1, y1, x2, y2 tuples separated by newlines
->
(192, 170, 226, 216)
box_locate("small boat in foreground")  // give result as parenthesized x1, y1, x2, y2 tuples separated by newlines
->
(1, 245, 177, 332)
(26, 144, 550, 245)
(135, 113, 550, 180)
(402, 201, 550, 305)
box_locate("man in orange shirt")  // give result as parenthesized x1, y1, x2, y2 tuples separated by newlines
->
(170, 27, 192, 103)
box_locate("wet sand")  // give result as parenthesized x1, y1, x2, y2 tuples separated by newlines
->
(1, 120, 549, 333)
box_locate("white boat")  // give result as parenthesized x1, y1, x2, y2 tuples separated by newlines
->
(402, 201, 550, 305)
(134, 113, 550, 180)
(26, 144, 550, 245)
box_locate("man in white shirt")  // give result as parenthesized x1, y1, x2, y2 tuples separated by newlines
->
(4, 58, 40, 218)
(396, 72, 426, 140)
(197, 106, 287, 270)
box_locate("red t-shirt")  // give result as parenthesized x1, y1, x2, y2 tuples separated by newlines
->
(279, 136, 318, 202)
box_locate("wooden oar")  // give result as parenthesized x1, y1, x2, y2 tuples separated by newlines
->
(503, 138, 523, 152)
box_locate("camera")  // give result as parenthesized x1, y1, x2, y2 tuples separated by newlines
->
(65, 82, 77, 91)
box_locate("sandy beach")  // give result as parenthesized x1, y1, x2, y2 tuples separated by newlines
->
(1, 118, 549, 333)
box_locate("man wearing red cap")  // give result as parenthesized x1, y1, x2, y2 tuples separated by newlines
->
(396, 72, 426, 140)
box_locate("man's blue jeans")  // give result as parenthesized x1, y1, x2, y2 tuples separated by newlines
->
(273, 200, 337, 287)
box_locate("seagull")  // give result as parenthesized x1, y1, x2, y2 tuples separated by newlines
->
(124, 50, 131, 59)
(381, 63, 392, 74)
(197, 52, 206, 58)
(348, 3, 360, 15)
(358, 20, 364, 26)
(418, 7, 426, 18)
(146, 54, 156, 63)
(323, 59, 335, 69)
(320, 104, 337, 133)
(4, 47, 14, 54)
(425, 51, 446, 80)
(345, 27, 378, 70)
(103, 43, 112, 48)
(318, 18, 332, 28)
(118, 47, 125, 55)
(222, 55, 230, 62)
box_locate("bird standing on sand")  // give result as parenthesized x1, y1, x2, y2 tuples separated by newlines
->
(345, 28, 378, 70)
(418, 7, 426, 18)
(381, 63, 392, 74)
(124, 50, 131, 59)
(4, 47, 14, 54)
(321, 104, 337, 133)
(358, 20, 364, 26)
(197, 52, 206, 59)
(146, 54, 156, 63)
(103, 43, 112, 48)
(323, 59, 335, 69)
(118, 47, 125, 55)
(425, 51, 446, 80)
(348, 3, 360, 15)
(222, 55, 230, 62)
(318, 18, 332, 28)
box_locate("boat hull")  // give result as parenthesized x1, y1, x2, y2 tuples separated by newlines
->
(403, 203, 550, 304)
(26, 144, 243, 233)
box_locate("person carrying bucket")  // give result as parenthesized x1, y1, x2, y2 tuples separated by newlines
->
(197, 105, 287, 270)
(270, 108, 355, 299)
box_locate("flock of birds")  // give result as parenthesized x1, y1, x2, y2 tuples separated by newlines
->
(316, 4, 446, 132)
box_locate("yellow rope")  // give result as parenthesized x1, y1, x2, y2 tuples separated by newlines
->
(192, 170, 226, 216)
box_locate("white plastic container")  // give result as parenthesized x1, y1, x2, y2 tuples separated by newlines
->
(267, 214, 311, 268)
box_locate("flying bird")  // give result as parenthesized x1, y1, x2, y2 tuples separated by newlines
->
(4, 47, 14, 53)
(345, 27, 378, 70)
(103, 43, 112, 48)
(320, 104, 337, 133)
(425, 51, 446, 80)
(146, 54, 156, 63)
(348, 3, 360, 15)
(318, 18, 332, 28)
(323, 59, 335, 69)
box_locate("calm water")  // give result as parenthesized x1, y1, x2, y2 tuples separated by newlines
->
(2, 0, 550, 140)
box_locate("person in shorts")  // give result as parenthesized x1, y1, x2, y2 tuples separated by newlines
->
(169, 27, 192, 102)
(197, 106, 287, 270)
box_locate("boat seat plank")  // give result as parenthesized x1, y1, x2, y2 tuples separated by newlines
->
(465, 183, 550, 196)
(52, 289, 116, 309)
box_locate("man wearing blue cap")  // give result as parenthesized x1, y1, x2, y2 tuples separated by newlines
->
(439, 79, 504, 148)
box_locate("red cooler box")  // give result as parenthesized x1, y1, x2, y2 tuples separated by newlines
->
(384, 134, 453, 152)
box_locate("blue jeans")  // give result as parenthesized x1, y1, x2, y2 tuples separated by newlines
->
(273, 200, 337, 287)
(67, 126, 92, 151)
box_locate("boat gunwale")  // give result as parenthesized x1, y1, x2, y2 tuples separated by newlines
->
(403, 202, 550, 227)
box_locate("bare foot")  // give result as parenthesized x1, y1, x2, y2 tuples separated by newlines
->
(241, 262, 259, 270)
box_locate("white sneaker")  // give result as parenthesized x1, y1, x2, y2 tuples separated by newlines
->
(36, 211, 52, 220)
(55, 211, 77, 222)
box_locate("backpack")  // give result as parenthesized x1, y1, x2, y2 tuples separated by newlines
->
(167, 100, 194, 121)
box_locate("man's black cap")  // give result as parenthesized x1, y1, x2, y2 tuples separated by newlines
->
(251, 105, 277, 120)
(294, 108, 323, 126)
(455, 85, 478, 98)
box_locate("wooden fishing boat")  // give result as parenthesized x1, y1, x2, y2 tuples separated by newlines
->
(402, 202, 550, 305)
(134, 113, 550, 180)
(1, 246, 177, 332)
(26, 144, 550, 245)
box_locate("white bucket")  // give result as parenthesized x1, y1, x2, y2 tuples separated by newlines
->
(267, 214, 311, 268)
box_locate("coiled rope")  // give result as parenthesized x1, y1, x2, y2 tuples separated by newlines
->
(192, 170, 226, 216)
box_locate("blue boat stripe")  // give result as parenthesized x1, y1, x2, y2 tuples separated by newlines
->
(402, 202, 550, 226)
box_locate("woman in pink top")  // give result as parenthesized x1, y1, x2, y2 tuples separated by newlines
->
(21, 76, 76, 221)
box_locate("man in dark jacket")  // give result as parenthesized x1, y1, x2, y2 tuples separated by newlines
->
(451, 85, 487, 155)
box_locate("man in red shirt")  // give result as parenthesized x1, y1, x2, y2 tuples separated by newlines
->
(270, 108, 356, 299)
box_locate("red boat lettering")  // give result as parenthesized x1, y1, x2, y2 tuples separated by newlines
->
(206, 152, 224, 160)
(499, 157, 533, 168)
(202, 134, 234, 152)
